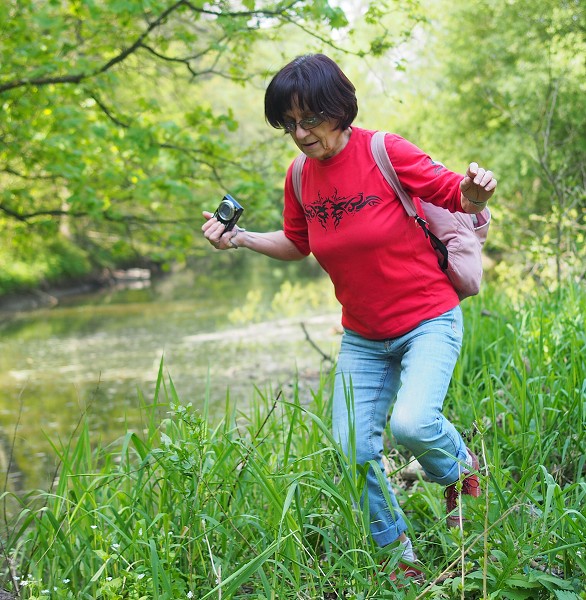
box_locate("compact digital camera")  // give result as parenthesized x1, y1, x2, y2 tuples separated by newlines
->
(214, 194, 244, 231)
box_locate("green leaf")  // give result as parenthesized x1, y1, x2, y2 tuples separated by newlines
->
(553, 592, 581, 600)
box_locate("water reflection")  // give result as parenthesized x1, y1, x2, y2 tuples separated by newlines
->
(0, 255, 341, 492)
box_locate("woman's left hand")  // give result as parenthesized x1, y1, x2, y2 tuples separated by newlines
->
(460, 163, 497, 206)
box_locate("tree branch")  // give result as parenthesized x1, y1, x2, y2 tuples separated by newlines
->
(0, 73, 86, 94)
(95, 0, 188, 76)
(0, 201, 196, 226)
(0, 0, 308, 94)
(138, 43, 250, 82)
(0, 203, 87, 221)
(89, 92, 131, 128)
(300, 322, 333, 363)
(1, 167, 60, 181)
(0, 1, 189, 94)
(182, 0, 303, 19)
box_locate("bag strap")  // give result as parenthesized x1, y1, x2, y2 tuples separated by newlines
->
(371, 131, 449, 269)
(370, 131, 420, 217)
(292, 153, 306, 204)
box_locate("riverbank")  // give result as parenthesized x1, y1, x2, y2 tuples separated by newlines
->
(3, 281, 585, 598)
(0, 267, 156, 316)
(0, 258, 341, 496)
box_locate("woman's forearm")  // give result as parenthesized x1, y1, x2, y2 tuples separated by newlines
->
(232, 228, 306, 261)
(202, 211, 306, 261)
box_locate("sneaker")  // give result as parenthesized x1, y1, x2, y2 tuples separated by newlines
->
(389, 561, 425, 586)
(445, 449, 481, 528)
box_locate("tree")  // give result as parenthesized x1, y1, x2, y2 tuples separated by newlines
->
(2, 0, 421, 290)
(382, 0, 586, 289)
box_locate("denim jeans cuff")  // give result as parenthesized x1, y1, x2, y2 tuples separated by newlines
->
(427, 450, 468, 486)
(371, 518, 408, 547)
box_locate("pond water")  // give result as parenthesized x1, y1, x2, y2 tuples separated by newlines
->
(0, 254, 341, 492)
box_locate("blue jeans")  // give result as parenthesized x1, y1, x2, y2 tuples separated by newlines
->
(332, 306, 467, 547)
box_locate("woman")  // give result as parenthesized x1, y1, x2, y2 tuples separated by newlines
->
(202, 53, 496, 582)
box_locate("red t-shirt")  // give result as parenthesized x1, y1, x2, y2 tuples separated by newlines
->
(283, 126, 463, 340)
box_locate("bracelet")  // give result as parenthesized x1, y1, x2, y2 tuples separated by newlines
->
(228, 226, 245, 249)
(228, 232, 239, 249)
(466, 197, 488, 206)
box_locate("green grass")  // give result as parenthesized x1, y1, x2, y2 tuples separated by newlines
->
(0, 282, 584, 599)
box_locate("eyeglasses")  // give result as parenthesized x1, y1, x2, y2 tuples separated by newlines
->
(282, 112, 325, 133)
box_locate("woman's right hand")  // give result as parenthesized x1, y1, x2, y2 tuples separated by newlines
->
(202, 213, 306, 261)
(201, 210, 242, 250)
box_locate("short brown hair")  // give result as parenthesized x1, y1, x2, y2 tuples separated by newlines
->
(264, 54, 358, 131)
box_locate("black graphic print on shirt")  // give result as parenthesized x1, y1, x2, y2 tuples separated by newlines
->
(303, 190, 382, 230)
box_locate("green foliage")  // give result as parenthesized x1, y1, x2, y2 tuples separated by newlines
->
(228, 276, 338, 323)
(1, 0, 420, 292)
(2, 0, 584, 296)
(1, 282, 584, 598)
(378, 0, 586, 289)
(0, 234, 91, 295)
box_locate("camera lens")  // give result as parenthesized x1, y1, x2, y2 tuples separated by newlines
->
(217, 199, 235, 221)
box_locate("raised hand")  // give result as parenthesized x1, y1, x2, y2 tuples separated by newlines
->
(460, 162, 497, 206)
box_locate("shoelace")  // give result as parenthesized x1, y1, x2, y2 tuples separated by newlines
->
(461, 474, 480, 495)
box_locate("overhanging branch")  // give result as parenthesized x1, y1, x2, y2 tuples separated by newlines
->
(0, 203, 87, 222)
(1, 167, 60, 181)
(0, 202, 196, 226)
(0, 0, 308, 94)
